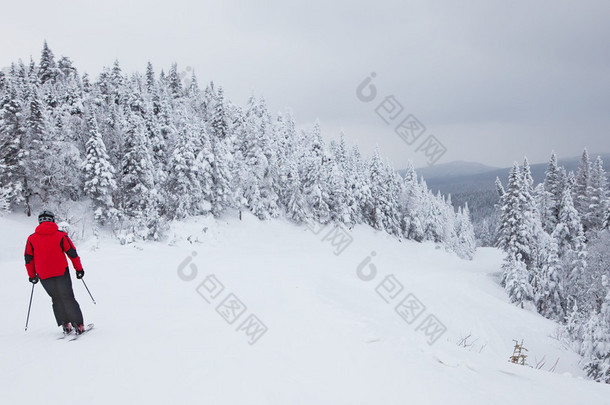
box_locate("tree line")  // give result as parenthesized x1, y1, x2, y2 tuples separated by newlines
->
(0, 42, 476, 258)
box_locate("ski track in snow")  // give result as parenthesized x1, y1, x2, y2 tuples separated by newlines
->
(1, 212, 609, 405)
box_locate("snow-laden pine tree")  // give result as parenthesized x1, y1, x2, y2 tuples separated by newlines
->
(453, 203, 476, 260)
(186, 71, 200, 100)
(587, 156, 609, 232)
(233, 101, 268, 219)
(582, 277, 610, 383)
(167, 63, 183, 100)
(382, 163, 403, 236)
(552, 186, 590, 341)
(21, 77, 48, 211)
(272, 109, 294, 210)
(119, 111, 158, 237)
(145, 62, 156, 92)
(365, 148, 404, 235)
(421, 187, 446, 243)
(586, 230, 610, 309)
(543, 152, 565, 208)
(496, 163, 536, 305)
(36, 92, 83, 206)
(348, 145, 371, 226)
(536, 182, 554, 236)
(0, 82, 27, 211)
(208, 87, 235, 216)
(229, 107, 249, 217)
(252, 98, 279, 219)
(552, 188, 588, 303)
(333, 133, 359, 225)
(193, 123, 215, 214)
(57, 56, 78, 81)
(0, 183, 9, 215)
(82, 111, 117, 223)
(301, 126, 331, 224)
(434, 192, 453, 246)
(164, 119, 205, 219)
(367, 147, 389, 231)
(109, 60, 126, 107)
(325, 157, 351, 224)
(573, 149, 593, 232)
(503, 255, 533, 308)
(495, 176, 505, 198)
(520, 159, 549, 295)
(284, 157, 309, 223)
(38, 41, 57, 85)
(400, 162, 425, 241)
(537, 238, 565, 321)
(540, 153, 567, 234)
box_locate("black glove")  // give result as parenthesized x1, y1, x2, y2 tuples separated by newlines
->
(76, 270, 85, 279)
(29, 275, 39, 284)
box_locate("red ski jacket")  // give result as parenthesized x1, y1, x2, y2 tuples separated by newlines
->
(24, 222, 83, 280)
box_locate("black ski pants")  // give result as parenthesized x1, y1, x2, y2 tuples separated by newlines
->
(40, 268, 84, 326)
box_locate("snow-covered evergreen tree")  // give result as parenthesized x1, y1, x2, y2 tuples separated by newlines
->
(537, 239, 565, 321)
(0, 83, 27, 212)
(166, 121, 206, 219)
(520, 158, 548, 289)
(400, 162, 425, 241)
(503, 256, 533, 308)
(325, 157, 351, 224)
(82, 112, 117, 223)
(193, 124, 215, 214)
(119, 112, 156, 224)
(496, 161, 542, 306)
(208, 87, 234, 215)
(21, 78, 48, 211)
(497, 165, 530, 271)
(421, 188, 446, 243)
(544, 152, 565, 204)
(349, 145, 371, 226)
(539, 152, 567, 234)
(552, 188, 587, 302)
(367, 148, 388, 231)
(0, 184, 9, 215)
(382, 163, 403, 236)
(301, 126, 331, 224)
(587, 156, 609, 232)
(583, 278, 610, 383)
(573, 149, 593, 232)
(454, 203, 476, 260)
(38, 41, 57, 85)
(145, 62, 156, 93)
(167, 63, 183, 99)
(284, 157, 309, 222)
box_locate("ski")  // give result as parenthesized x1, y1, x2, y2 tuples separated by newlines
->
(69, 323, 95, 341)
(57, 330, 74, 340)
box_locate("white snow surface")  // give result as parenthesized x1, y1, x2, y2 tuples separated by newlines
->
(1, 212, 609, 405)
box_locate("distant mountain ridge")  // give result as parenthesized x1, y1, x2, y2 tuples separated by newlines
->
(411, 161, 500, 181)
(401, 153, 610, 195)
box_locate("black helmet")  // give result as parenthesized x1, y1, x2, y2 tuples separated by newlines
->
(38, 210, 56, 224)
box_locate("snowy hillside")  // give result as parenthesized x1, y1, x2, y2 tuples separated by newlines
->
(1, 213, 610, 405)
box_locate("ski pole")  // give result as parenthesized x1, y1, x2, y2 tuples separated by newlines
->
(25, 283, 35, 331)
(81, 279, 96, 304)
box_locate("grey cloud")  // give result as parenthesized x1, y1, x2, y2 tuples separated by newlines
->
(1, 0, 608, 168)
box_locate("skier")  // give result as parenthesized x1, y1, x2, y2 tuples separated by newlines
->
(24, 211, 86, 335)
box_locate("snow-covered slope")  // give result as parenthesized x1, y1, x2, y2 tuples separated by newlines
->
(1, 213, 609, 405)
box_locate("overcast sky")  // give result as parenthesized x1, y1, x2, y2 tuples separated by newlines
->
(1, 0, 609, 169)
